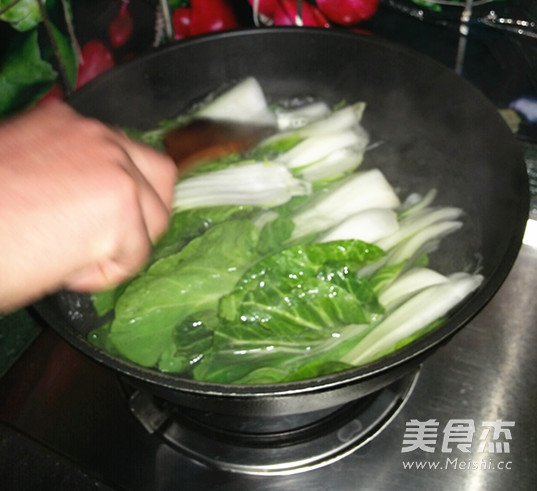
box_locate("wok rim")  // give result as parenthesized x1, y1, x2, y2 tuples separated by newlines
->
(32, 27, 530, 401)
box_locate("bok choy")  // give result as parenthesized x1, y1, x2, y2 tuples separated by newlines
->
(89, 77, 483, 384)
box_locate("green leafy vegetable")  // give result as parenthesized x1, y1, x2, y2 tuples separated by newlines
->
(0, 0, 43, 32)
(150, 204, 252, 261)
(103, 219, 262, 368)
(0, 30, 56, 115)
(89, 78, 484, 384)
(45, 19, 77, 89)
(192, 240, 384, 383)
(0, 0, 78, 116)
(219, 240, 385, 325)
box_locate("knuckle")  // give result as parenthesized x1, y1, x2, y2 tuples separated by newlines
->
(73, 116, 109, 138)
(109, 169, 141, 210)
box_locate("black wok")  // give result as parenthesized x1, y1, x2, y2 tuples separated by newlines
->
(33, 28, 529, 417)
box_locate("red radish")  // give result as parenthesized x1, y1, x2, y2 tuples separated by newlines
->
(76, 41, 115, 89)
(189, 0, 238, 35)
(273, 0, 330, 27)
(247, 0, 278, 17)
(37, 84, 64, 105)
(316, 0, 379, 26)
(109, 0, 134, 48)
(172, 7, 192, 40)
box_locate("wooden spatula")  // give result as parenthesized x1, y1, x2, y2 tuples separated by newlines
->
(163, 118, 276, 174)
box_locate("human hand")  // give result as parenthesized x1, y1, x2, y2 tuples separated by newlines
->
(0, 101, 177, 311)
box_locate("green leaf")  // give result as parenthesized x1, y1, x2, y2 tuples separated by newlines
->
(91, 205, 255, 322)
(0, 30, 57, 115)
(104, 219, 262, 368)
(150, 205, 252, 262)
(193, 240, 385, 384)
(168, 0, 191, 10)
(250, 133, 302, 159)
(157, 310, 216, 373)
(220, 240, 385, 323)
(283, 360, 353, 382)
(46, 16, 77, 89)
(219, 277, 373, 345)
(91, 288, 118, 317)
(193, 322, 371, 384)
(257, 215, 295, 255)
(0, 0, 42, 31)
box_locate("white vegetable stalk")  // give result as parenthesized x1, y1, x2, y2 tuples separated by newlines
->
(386, 220, 463, 265)
(291, 169, 401, 240)
(298, 147, 365, 182)
(276, 101, 331, 131)
(342, 272, 484, 366)
(376, 206, 463, 251)
(173, 162, 311, 210)
(398, 189, 438, 220)
(319, 208, 399, 244)
(250, 210, 279, 230)
(196, 77, 277, 126)
(277, 129, 367, 169)
(260, 102, 367, 148)
(296, 102, 367, 137)
(378, 267, 449, 311)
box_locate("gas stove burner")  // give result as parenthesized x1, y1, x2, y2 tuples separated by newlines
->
(125, 370, 419, 476)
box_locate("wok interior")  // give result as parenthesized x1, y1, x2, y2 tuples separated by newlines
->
(49, 29, 527, 399)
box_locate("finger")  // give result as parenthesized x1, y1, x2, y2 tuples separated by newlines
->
(64, 198, 154, 291)
(64, 141, 173, 291)
(116, 131, 177, 211)
(116, 154, 173, 243)
(65, 257, 143, 292)
(65, 261, 133, 292)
